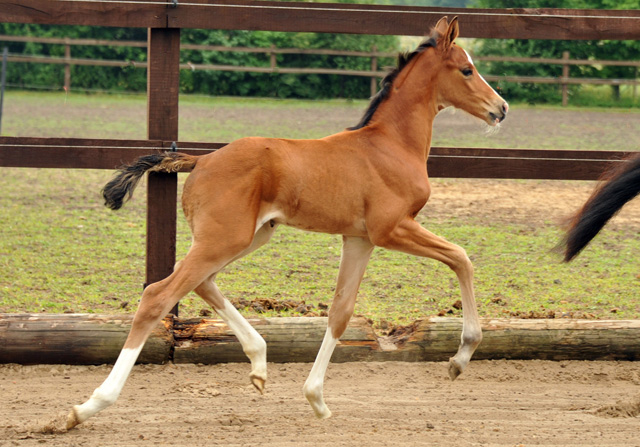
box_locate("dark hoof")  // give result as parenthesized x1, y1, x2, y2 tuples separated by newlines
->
(448, 360, 462, 381)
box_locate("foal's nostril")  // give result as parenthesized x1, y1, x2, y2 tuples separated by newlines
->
(502, 102, 509, 115)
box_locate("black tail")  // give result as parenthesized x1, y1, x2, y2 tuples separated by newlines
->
(562, 154, 640, 262)
(102, 151, 198, 210)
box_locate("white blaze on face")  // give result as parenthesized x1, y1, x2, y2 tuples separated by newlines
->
(464, 49, 498, 94)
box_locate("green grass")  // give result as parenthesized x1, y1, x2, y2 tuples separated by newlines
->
(2, 91, 640, 328)
(568, 84, 640, 109)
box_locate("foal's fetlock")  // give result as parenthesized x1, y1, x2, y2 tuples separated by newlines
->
(245, 339, 267, 394)
(303, 382, 332, 419)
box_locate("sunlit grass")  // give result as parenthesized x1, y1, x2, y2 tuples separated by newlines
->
(2, 91, 640, 327)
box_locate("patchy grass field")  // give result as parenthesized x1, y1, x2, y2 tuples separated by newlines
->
(1, 91, 640, 328)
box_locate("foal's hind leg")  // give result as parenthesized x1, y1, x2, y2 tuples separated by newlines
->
(194, 222, 277, 393)
(195, 280, 268, 392)
(66, 247, 235, 429)
(303, 236, 374, 419)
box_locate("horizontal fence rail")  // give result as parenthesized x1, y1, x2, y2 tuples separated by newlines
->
(0, 136, 631, 181)
(1, 0, 639, 40)
(1, 34, 637, 100)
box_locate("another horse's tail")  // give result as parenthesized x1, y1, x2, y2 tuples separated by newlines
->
(562, 153, 640, 262)
(102, 151, 198, 210)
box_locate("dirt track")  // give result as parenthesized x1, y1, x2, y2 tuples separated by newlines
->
(1, 360, 639, 446)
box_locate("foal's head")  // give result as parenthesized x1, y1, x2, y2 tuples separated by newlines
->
(431, 17, 508, 126)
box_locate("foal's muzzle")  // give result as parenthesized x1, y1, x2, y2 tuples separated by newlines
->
(489, 101, 509, 125)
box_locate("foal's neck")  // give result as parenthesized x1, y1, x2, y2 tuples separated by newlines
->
(368, 53, 439, 161)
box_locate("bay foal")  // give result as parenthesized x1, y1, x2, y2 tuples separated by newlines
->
(67, 17, 507, 429)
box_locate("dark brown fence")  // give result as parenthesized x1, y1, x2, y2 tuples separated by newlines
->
(1, 34, 639, 101)
(1, 1, 639, 314)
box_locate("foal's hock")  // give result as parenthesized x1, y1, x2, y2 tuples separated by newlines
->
(67, 16, 507, 429)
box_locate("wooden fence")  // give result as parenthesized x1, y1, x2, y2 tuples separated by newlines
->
(1, 0, 639, 316)
(1, 34, 639, 101)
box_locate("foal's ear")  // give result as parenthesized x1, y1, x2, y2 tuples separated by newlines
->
(434, 16, 449, 35)
(440, 16, 459, 52)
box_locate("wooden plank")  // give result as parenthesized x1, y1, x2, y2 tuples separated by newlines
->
(0, 137, 632, 181)
(180, 62, 384, 78)
(146, 28, 181, 304)
(428, 147, 631, 180)
(483, 75, 639, 87)
(431, 147, 630, 160)
(1, 1, 638, 40)
(6, 34, 639, 68)
(7, 54, 145, 68)
(0, 314, 173, 365)
(0, 0, 166, 28)
(0, 137, 165, 169)
(476, 55, 640, 68)
(0, 34, 148, 48)
(168, 1, 640, 40)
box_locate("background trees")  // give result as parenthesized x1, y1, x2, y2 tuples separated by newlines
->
(471, 0, 639, 104)
(1, 0, 637, 104)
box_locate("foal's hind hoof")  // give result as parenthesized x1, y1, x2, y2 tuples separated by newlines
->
(250, 374, 266, 394)
(66, 407, 81, 430)
(448, 359, 462, 381)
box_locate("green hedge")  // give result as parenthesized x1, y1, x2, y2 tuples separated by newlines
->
(0, 24, 397, 99)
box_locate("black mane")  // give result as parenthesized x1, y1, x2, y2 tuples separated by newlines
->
(348, 36, 438, 131)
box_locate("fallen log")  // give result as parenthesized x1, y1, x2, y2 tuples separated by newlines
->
(0, 314, 173, 364)
(173, 317, 640, 363)
(1, 314, 639, 365)
(395, 318, 640, 362)
(173, 316, 379, 363)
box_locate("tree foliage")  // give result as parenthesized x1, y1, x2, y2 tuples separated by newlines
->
(0, 23, 397, 99)
(471, 0, 639, 104)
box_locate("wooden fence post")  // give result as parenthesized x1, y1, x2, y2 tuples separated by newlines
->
(64, 37, 71, 91)
(270, 44, 277, 71)
(146, 27, 180, 315)
(634, 67, 638, 103)
(370, 45, 378, 97)
(561, 51, 570, 107)
(0, 47, 7, 135)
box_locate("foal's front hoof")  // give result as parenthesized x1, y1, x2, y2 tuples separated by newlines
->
(448, 359, 463, 381)
(250, 374, 266, 394)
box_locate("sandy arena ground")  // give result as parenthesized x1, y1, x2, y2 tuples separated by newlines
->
(1, 360, 639, 446)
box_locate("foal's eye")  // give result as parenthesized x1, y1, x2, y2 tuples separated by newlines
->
(461, 68, 473, 77)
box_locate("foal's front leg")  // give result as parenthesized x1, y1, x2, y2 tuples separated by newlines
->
(303, 236, 374, 418)
(378, 218, 482, 380)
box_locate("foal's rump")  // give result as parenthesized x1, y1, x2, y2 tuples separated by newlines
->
(563, 153, 640, 261)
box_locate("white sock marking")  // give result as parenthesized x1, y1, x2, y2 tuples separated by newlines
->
(73, 346, 143, 424)
(303, 327, 338, 419)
